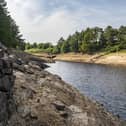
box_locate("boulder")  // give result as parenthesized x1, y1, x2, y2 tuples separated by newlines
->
(0, 75, 13, 92)
(52, 101, 66, 111)
(0, 92, 8, 122)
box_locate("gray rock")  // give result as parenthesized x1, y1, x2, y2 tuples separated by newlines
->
(0, 48, 15, 125)
(17, 105, 31, 118)
(53, 101, 66, 111)
(0, 75, 13, 92)
(13, 63, 25, 72)
(0, 49, 4, 58)
(0, 42, 7, 50)
(0, 92, 8, 123)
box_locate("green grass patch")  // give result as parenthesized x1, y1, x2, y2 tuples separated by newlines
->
(118, 49, 126, 53)
(25, 48, 44, 53)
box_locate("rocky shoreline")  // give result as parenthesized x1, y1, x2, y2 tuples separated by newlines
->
(0, 48, 125, 126)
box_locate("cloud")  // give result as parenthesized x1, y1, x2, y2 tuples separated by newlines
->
(21, 10, 88, 43)
(6, 0, 126, 43)
(6, 0, 88, 43)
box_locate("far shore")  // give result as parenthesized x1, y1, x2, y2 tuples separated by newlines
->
(29, 51, 126, 67)
(54, 52, 126, 67)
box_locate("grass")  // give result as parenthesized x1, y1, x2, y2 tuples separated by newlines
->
(118, 49, 126, 53)
(25, 48, 44, 53)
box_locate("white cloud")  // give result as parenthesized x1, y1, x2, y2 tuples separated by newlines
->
(6, 0, 88, 43)
(23, 10, 87, 43)
(6, 0, 126, 43)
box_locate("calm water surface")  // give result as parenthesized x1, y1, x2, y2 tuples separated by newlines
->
(46, 61, 126, 120)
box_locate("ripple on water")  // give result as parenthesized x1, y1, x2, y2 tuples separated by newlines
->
(46, 61, 126, 120)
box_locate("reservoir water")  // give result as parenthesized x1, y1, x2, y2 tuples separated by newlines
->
(46, 61, 126, 120)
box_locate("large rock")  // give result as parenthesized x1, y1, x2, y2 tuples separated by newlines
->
(0, 75, 14, 92)
(9, 49, 49, 69)
(0, 48, 14, 125)
(0, 58, 14, 92)
(0, 92, 8, 124)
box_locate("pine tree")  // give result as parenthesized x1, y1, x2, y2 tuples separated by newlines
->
(0, 0, 25, 49)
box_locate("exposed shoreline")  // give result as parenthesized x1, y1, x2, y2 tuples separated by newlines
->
(1, 49, 125, 125)
(54, 52, 126, 67)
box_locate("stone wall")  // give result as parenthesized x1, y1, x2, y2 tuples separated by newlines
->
(0, 49, 14, 126)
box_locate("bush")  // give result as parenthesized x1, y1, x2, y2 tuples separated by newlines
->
(25, 48, 44, 53)
(105, 45, 121, 53)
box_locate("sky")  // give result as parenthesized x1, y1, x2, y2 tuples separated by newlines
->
(6, 0, 126, 44)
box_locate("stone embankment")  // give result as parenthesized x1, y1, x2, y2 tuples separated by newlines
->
(0, 49, 14, 126)
(0, 47, 125, 126)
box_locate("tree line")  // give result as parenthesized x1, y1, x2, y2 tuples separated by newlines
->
(26, 26, 126, 54)
(0, 0, 25, 50)
(1, 0, 126, 53)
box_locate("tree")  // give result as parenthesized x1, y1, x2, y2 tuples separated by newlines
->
(52, 46, 59, 54)
(32, 42, 37, 48)
(118, 26, 126, 49)
(79, 28, 95, 53)
(46, 47, 53, 53)
(0, 0, 24, 49)
(104, 26, 118, 46)
(25, 43, 31, 50)
(68, 35, 79, 52)
(80, 41, 90, 53)
(61, 41, 70, 53)
(25, 26, 126, 54)
(57, 37, 65, 53)
(43, 42, 52, 49)
(37, 43, 44, 49)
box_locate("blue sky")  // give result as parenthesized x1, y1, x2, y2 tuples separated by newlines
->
(6, 0, 126, 43)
